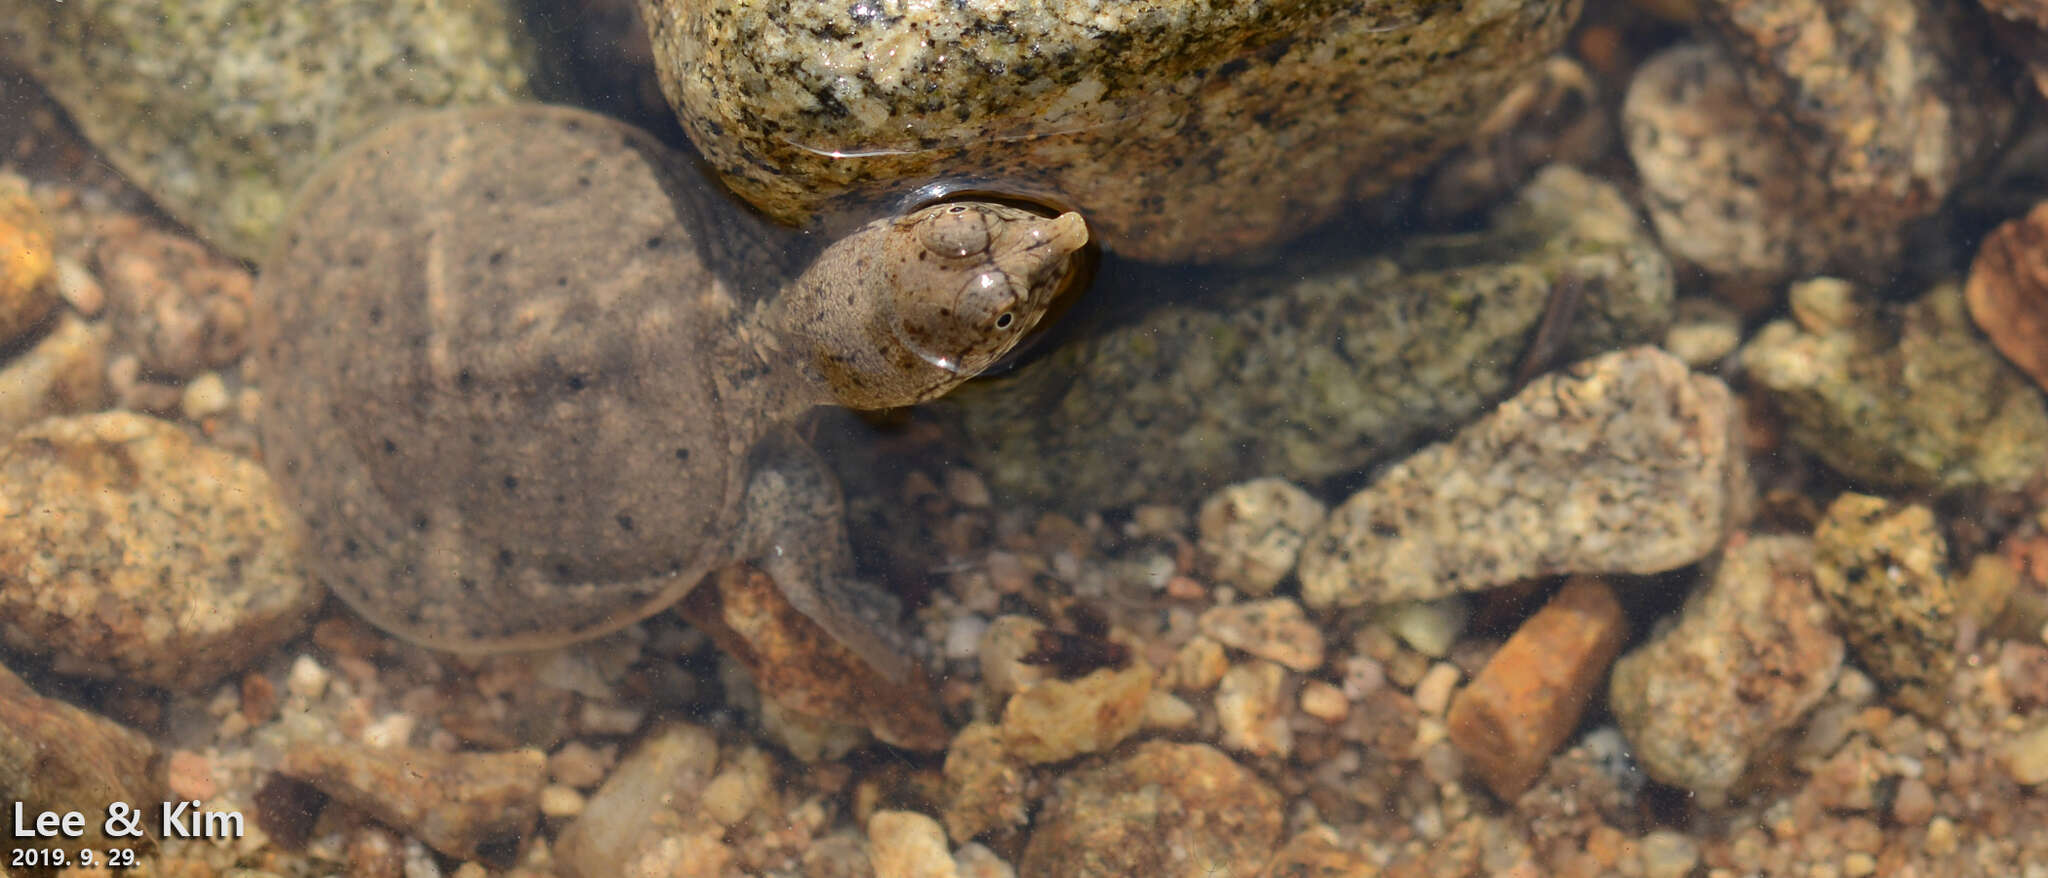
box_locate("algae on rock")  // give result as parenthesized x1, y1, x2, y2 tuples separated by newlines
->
(943, 166, 1674, 511)
(0, 0, 538, 259)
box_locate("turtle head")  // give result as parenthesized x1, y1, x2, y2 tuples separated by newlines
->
(886, 201, 1089, 379)
(777, 200, 1089, 409)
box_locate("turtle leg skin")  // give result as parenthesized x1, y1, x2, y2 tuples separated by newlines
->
(733, 432, 919, 687)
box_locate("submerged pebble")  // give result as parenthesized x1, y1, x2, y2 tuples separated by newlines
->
(1020, 741, 1280, 878)
(0, 412, 314, 691)
(1742, 280, 2048, 492)
(1297, 346, 1742, 609)
(1609, 535, 1844, 803)
(1813, 494, 1959, 718)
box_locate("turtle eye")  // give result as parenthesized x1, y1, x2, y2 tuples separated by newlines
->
(916, 205, 993, 257)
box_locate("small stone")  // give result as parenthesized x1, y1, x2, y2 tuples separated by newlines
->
(1197, 479, 1327, 596)
(1967, 201, 2048, 393)
(280, 741, 545, 863)
(1447, 578, 1627, 799)
(0, 659, 164, 856)
(1300, 347, 1740, 608)
(1663, 296, 1743, 367)
(1412, 662, 1463, 717)
(1021, 741, 1281, 878)
(1741, 282, 2048, 492)
(677, 565, 946, 750)
(0, 313, 109, 436)
(0, 412, 315, 690)
(1842, 852, 1877, 878)
(1216, 660, 1294, 758)
(0, 174, 58, 346)
(701, 748, 771, 826)
(555, 724, 726, 878)
(942, 723, 1028, 842)
(1892, 776, 1936, 826)
(181, 371, 233, 421)
(1926, 816, 1958, 856)
(537, 785, 584, 819)
(979, 615, 1052, 696)
(1813, 494, 1958, 716)
(1639, 829, 1700, 878)
(868, 811, 960, 878)
(2002, 723, 2048, 785)
(547, 742, 611, 790)
(1299, 680, 1349, 723)
(1198, 598, 1326, 671)
(1381, 597, 1470, 659)
(953, 843, 1016, 878)
(1259, 828, 1375, 878)
(999, 660, 1155, 764)
(1170, 636, 1230, 692)
(95, 224, 255, 378)
(286, 654, 331, 700)
(1609, 535, 1844, 802)
(1142, 690, 1197, 729)
(944, 468, 992, 508)
(52, 256, 103, 317)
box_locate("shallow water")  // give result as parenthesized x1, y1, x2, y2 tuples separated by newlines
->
(2, 2, 2048, 877)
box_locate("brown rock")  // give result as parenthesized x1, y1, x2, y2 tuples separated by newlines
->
(1966, 201, 2048, 394)
(279, 741, 545, 864)
(1021, 741, 1282, 878)
(1448, 577, 1628, 800)
(1259, 828, 1377, 878)
(1608, 534, 1844, 802)
(0, 412, 316, 690)
(0, 173, 59, 347)
(0, 659, 164, 856)
(678, 564, 947, 750)
(1000, 659, 1156, 765)
(95, 220, 254, 379)
(942, 723, 1029, 843)
(1198, 599, 1326, 672)
(0, 313, 110, 436)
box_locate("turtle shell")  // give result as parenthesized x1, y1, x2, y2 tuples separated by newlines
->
(255, 105, 750, 651)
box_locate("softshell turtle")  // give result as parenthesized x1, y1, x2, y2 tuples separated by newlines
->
(252, 105, 1087, 679)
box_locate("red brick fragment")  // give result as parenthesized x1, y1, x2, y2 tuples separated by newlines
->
(1447, 577, 1627, 799)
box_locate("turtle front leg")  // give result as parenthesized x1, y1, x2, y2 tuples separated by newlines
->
(731, 432, 921, 688)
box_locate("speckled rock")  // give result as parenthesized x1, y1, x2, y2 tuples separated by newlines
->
(0, 172, 59, 345)
(1020, 741, 1281, 878)
(999, 659, 1155, 765)
(0, 412, 315, 691)
(0, 0, 537, 259)
(1609, 535, 1844, 803)
(94, 220, 256, 379)
(1216, 659, 1294, 758)
(1, 659, 164, 856)
(948, 166, 1674, 511)
(678, 564, 948, 751)
(643, 0, 1580, 262)
(1297, 346, 1741, 609)
(1197, 479, 1327, 597)
(1625, 0, 2012, 289)
(280, 740, 545, 864)
(1741, 281, 2048, 492)
(0, 313, 109, 436)
(1813, 494, 1957, 717)
(942, 723, 1029, 843)
(1198, 599, 1325, 672)
(1259, 828, 1376, 878)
